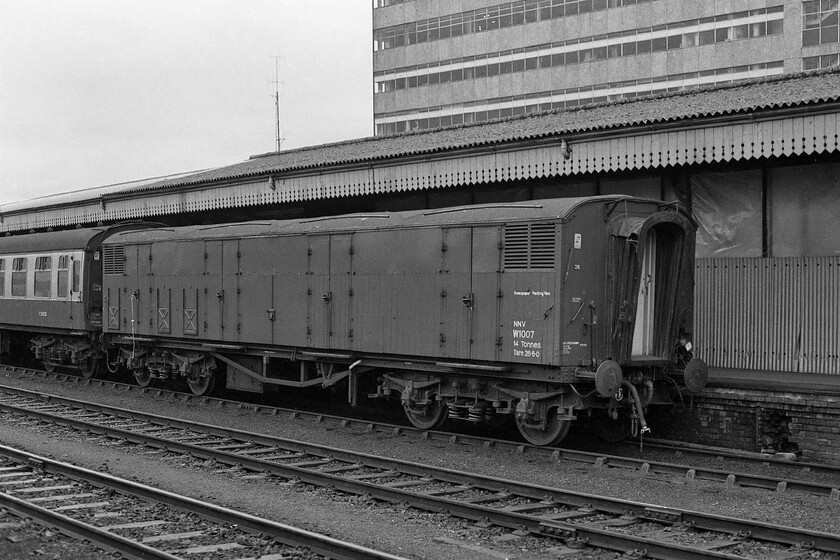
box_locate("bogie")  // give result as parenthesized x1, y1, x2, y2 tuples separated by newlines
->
(31, 336, 99, 379)
(515, 407, 572, 447)
(116, 346, 218, 394)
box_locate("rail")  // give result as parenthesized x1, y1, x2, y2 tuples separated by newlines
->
(0, 382, 838, 559)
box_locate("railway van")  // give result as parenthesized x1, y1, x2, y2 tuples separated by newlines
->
(97, 196, 707, 445)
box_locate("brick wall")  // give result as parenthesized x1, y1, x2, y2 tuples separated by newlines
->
(648, 388, 840, 466)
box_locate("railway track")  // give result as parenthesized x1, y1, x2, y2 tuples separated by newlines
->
(0, 443, 409, 560)
(0, 381, 838, 559)
(3, 364, 839, 499)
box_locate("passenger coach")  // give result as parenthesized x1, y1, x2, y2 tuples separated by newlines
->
(0, 224, 151, 375)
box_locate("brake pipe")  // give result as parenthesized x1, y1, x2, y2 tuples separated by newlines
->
(621, 380, 650, 435)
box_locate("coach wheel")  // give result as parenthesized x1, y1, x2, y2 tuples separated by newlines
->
(404, 399, 447, 431)
(515, 407, 571, 447)
(79, 357, 99, 379)
(187, 374, 215, 396)
(133, 369, 152, 388)
(42, 359, 56, 374)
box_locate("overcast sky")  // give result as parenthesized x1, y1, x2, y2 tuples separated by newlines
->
(0, 0, 373, 205)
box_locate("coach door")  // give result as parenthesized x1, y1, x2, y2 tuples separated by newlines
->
(307, 235, 331, 349)
(632, 232, 656, 357)
(470, 226, 502, 362)
(272, 235, 309, 348)
(204, 240, 224, 341)
(438, 227, 502, 362)
(630, 222, 686, 360)
(223, 240, 240, 343)
(136, 244, 153, 336)
(439, 228, 473, 360)
(88, 248, 104, 325)
(328, 233, 354, 351)
(238, 237, 274, 346)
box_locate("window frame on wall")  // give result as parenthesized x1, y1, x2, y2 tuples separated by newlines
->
(374, 60, 785, 135)
(374, 6, 784, 95)
(690, 161, 840, 259)
(803, 0, 840, 46)
(373, 0, 665, 51)
(767, 162, 840, 257)
(802, 52, 840, 70)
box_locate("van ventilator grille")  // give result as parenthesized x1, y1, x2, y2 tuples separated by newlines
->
(504, 223, 555, 270)
(103, 245, 125, 276)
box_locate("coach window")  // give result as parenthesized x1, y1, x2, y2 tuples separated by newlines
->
(72, 258, 82, 295)
(11, 258, 27, 297)
(34, 256, 52, 298)
(57, 255, 69, 299)
(0, 258, 5, 297)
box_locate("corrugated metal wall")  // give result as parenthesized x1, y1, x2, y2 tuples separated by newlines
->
(695, 257, 840, 374)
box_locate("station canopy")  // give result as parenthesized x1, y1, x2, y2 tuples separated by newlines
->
(2, 69, 839, 233)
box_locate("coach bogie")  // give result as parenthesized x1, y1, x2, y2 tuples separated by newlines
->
(376, 367, 586, 441)
(31, 336, 99, 377)
(515, 403, 574, 447)
(78, 353, 100, 379)
(117, 346, 218, 395)
(186, 367, 216, 396)
(403, 395, 448, 431)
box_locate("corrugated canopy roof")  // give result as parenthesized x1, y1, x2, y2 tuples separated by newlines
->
(127, 69, 840, 191)
(3, 69, 840, 215)
(0, 170, 211, 214)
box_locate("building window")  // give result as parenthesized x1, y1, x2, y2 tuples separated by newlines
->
(34, 256, 51, 298)
(11, 257, 26, 297)
(691, 163, 840, 258)
(768, 162, 840, 257)
(803, 0, 839, 46)
(374, 6, 784, 95)
(57, 255, 69, 299)
(374, 0, 412, 9)
(803, 52, 840, 69)
(374, 0, 665, 51)
(692, 170, 763, 258)
(374, 60, 784, 135)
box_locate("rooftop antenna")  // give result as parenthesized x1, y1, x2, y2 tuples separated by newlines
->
(270, 54, 285, 152)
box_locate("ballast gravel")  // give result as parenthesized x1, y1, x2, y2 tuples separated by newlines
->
(0, 370, 838, 560)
